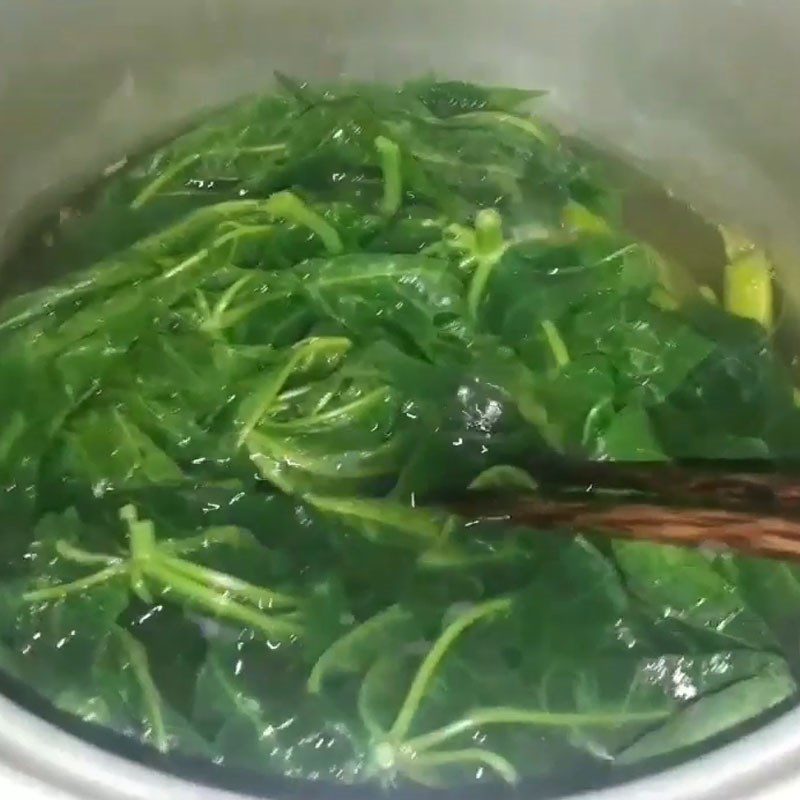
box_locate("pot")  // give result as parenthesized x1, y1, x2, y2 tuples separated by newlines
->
(2, 1, 800, 798)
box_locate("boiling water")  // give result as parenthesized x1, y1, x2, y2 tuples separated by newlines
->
(0, 79, 798, 798)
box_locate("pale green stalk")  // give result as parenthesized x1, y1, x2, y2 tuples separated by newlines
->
(55, 540, 120, 566)
(131, 153, 202, 209)
(161, 526, 250, 556)
(261, 388, 391, 433)
(237, 337, 351, 446)
(114, 628, 169, 753)
(388, 597, 511, 741)
(157, 554, 297, 608)
(541, 320, 570, 368)
(146, 559, 301, 640)
(308, 605, 407, 694)
(375, 136, 403, 215)
(22, 564, 126, 602)
(201, 275, 256, 331)
(405, 705, 671, 753)
(409, 747, 519, 784)
(265, 191, 343, 254)
(467, 209, 506, 318)
(452, 110, 552, 146)
(131, 144, 287, 209)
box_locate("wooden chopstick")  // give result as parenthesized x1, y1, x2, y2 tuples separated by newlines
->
(440, 460, 800, 561)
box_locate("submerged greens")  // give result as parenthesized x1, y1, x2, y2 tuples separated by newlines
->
(1, 77, 799, 792)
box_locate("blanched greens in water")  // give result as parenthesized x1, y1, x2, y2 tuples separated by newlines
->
(1, 77, 799, 790)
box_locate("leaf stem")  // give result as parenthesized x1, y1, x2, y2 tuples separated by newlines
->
(388, 597, 511, 741)
(145, 559, 301, 640)
(157, 554, 297, 609)
(475, 209, 504, 256)
(467, 209, 505, 318)
(265, 191, 343, 254)
(160, 526, 251, 556)
(55, 540, 120, 566)
(452, 110, 552, 146)
(157, 248, 210, 282)
(114, 628, 169, 753)
(262, 387, 392, 433)
(132, 153, 201, 209)
(405, 705, 670, 753)
(131, 144, 287, 209)
(410, 747, 519, 784)
(22, 564, 126, 602)
(541, 320, 570, 368)
(308, 604, 407, 694)
(121, 505, 157, 562)
(202, 275, 256, 331)
(375, 136, 403, 216)
(246, 437, 299, 494)
(237, 337, 351, 446)
(358, 657, 395, 738)
(308, 495, 443, 540)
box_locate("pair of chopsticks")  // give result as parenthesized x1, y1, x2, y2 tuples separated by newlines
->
(438, 459, 800, 560)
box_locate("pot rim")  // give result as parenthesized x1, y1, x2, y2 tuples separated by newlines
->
(0, 692, 797, 800)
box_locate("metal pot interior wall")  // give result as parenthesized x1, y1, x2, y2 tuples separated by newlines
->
(1, 2, 800, 799)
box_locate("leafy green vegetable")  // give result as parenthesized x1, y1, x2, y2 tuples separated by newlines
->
(0, 75, 797, 791)
(617, 660, 794, 765)
(614, 542, 774, 648)
(21, 506, 300, 641)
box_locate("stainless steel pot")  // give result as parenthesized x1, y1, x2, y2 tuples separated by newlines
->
(2, 1, 800, 798)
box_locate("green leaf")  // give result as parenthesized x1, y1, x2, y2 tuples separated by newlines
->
(0, 579, 128, 701)
(597, 403, 665, 461)
(309, 495, 446, 543)
(52, 626, 212, 757)
(614, 542, 774, 648)
(411, 79, 543, 118)
(59, 408, 183, 491)
(468, 465, 538, 491)
(195, 639, 366, 780)
(652, 301, 800, 458)
(297, 253, 466, 356)
(617, 660, 796, 764)
(732, 557, 800, 656)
